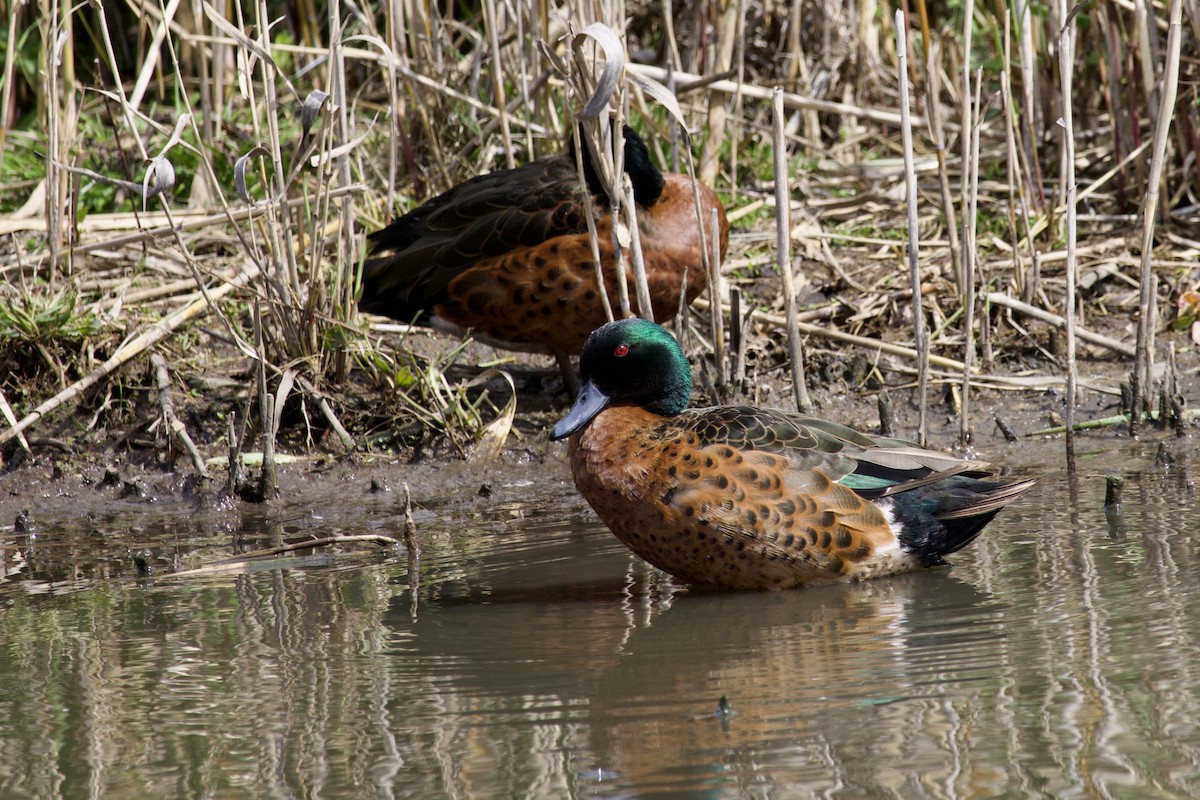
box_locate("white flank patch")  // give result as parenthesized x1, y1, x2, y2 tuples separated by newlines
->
(848, 498, 923, 581)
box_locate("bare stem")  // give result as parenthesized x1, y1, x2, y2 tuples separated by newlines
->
(773, 88, 811, 413)
(1131, 0, 1183, 437)
(1058, 6, 1079, 474)
(896, 10, 928, 446)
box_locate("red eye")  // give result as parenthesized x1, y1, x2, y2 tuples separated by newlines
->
(614, 343, 629, 357)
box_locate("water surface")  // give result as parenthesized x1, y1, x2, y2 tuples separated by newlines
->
(1, 441, 1198, 798)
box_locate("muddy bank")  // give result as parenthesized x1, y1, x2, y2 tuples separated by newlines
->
(3, 342, 1192, 526)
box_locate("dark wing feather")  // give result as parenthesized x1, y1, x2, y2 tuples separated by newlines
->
(679, 406, 991, 498)
(360, 155, 595, 320)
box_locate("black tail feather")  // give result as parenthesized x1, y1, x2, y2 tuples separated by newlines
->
(893, 477, 1035, 565)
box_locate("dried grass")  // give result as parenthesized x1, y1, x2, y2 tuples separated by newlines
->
(0, 0, 1197, 468)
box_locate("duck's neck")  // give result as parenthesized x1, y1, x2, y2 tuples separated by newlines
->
(573, 126, 665, 207)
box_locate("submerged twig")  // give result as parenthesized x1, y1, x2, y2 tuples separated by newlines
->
(402, 482, 420, 614)
(160, 534, 402, 579)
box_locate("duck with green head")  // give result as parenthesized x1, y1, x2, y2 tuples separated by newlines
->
(551, 318, 1034, 591)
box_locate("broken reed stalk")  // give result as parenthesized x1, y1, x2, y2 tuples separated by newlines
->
(729, 286, 746, 385)
(1104, 474, 1124, 508)
(1130, 0, 1184, 438)
(1058, 8, 1079, 475)
(226, 412, 244, 497)
(253, 303, 279, 500)
(896, 10, 928, 446)
(402, 482, 420, 613)
(984, 292, 1134, 357)
(151, 353, 210, 478)
(772, 88, 811, 413)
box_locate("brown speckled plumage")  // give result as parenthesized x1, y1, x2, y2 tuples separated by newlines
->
(568, 405, 906, 589)
(553, 319, 1035, 591)
(359, 130, 727, 353)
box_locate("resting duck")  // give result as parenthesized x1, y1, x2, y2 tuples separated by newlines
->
(552, 318, 1034, 590)
(359, 127, 728, 372)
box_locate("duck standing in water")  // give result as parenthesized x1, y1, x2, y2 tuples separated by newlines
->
(551, 319, 1034, 590)
(359, 127, 728, 380)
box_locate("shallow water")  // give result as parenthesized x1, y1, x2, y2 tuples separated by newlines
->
(2, 439, 1199, 799)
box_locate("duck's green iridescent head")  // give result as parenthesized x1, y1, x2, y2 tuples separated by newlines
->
(550, 318, 692, 440)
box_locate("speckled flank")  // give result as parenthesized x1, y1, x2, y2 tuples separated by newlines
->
(569, 405, 922, 590)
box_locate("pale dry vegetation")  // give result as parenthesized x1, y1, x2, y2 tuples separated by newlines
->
(0, 0, 1198, 485)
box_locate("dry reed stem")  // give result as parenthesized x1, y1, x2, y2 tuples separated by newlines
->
(0, 387, 31, 458)
(707, 206, 726, 391)
(296, 376, 356, 451)
(896, 11, 928, 445)
(627, 65, 915, 128)
(727, 0, 748, 196)
(984, 292, 1136, 357)
(1131, 0, 1183, 437)
(1058, 5, 1080, 473)
(623, 173, 655, 322)
(960, 66, 983, 448)
(159, 534, 402, 579)
(698, 0, 738, 187)
(568, 124, 615, 324)
(772, 89, 810, 413)
(1017, 0, 1046, 214)
(0, 0, 25, 172)
(703, 300, 974, 374)
(253, 303, 278, 500)
(957, 0, 976, 288)
(0, 185, 364, 260)
(482, 0, 515, 169)
(1000, 17, 1026, 300)
(924, 41, 960, 288)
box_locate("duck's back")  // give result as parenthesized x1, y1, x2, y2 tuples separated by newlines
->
(360, 155, 590, 324)
(359, 139, 725, 352)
